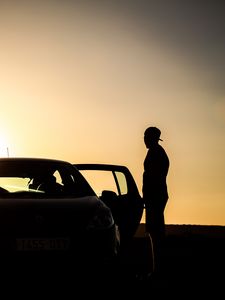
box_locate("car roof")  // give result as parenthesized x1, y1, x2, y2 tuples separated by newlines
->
(74, 163, 129, 172)
(0, 157, 71, 164)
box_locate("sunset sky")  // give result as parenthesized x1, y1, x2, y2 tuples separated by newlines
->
(0, 0, 225, 225)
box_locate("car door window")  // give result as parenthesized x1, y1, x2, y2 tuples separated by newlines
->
(79, 170, 127, 196)
(114, 171, 127, 195)
(75, 164, 143, 240)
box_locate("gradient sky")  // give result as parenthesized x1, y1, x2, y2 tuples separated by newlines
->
(0, 0, 225, 225)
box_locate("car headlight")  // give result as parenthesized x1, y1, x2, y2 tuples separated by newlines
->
(87, 206, 114, 230)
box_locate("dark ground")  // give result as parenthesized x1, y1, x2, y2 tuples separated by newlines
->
(145, 224, 225, 293)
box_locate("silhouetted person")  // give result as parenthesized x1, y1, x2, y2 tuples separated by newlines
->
(36, 174, 63, 195)
(142, 126, 169, 270)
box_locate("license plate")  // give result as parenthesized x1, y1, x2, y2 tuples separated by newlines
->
(16, 238, 70, 251)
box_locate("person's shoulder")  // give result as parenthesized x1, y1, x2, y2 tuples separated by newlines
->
(158, 144, 166, 151)
(158, 145, 169, 157)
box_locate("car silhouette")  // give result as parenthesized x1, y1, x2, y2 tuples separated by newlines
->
(0, 157, 120, 281)
(0, 157, 154, 283)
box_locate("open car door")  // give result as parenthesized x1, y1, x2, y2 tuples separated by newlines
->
(74, 163, 154, 280)
(74, 164, 144, 242)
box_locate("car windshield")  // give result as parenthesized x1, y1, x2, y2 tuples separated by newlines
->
(0, 159, 95, 198)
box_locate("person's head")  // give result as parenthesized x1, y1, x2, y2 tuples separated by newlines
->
(144, 126, 163, 148)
